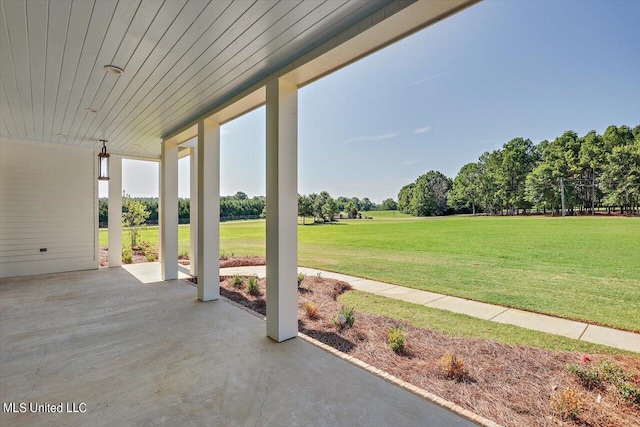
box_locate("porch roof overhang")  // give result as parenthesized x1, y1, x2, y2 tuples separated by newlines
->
(0, 0, 479, 160)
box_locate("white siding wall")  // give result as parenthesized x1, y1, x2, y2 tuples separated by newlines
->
(0, 137, 98, 278)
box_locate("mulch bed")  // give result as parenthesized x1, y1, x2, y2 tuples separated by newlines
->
(219, 274, 640, 427)
(99, 249, 109, 267)
(99, 248, 154, 266)
(220, 255, 265, 268)
(99, 250, 265, 269)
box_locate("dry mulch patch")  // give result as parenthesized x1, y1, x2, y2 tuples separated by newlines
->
(178, 255, 266, 268)
(99, 248, 154, 266)
(219, 255, 265, 268)
(99, 250, 265, 269)
(219, 274, 640, 427)
(99, 248, 109, 267)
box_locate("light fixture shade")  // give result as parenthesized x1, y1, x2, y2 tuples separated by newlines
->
(104, 64, 124, 75)
(98, 140, 110, 181)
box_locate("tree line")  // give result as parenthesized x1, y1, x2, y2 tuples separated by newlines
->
(99, 191, 266, 225)
(99, 191, 387, 225)
(295, 193, 399, 223)
(297, 192, 374, 224)
(99, 124, 638, 224)
(398, 124, 639, 217)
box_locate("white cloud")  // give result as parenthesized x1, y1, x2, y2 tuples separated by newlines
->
(413, 126, 431, 134)
(343, 133, 398, 143)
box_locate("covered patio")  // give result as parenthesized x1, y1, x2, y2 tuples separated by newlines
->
(1, 0, 482, 424)
(0, 0, 480, 342)
(0, 267, 473, 426)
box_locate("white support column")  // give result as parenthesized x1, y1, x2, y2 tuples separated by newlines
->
(265, 78, 298, 342)
(160, 140, 179, 280)
(189, 147, 198, 276)
(108, 155, 122, 267)
(157, 164, 162, 262)
(197, 118, 220, 301)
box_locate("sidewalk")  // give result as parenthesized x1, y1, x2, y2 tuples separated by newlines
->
(219, 265, 640, 353)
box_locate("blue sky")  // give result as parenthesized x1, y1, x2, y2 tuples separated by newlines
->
(101, 0, 640, 202)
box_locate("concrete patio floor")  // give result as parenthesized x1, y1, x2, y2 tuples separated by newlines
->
(0, 267, 474, 427)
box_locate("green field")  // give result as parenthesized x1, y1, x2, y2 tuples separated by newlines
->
(339, 291, 630, 355)
(100, 214, 640, 331)
(357, 210, 414, 219)
(101, 226, 192, 254)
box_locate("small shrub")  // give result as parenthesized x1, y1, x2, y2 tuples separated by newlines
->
(297, 272, 306, 288)
(567, 357, 640, 405)
(597, 359, 626, 383)
(303, 302, 318, 319)
(566, 358, 629, 390)
(122, 245, 133, 264)
(246, 275, 260, 296)
(333, 306, 355, 329)
(618, 383, 640, 405)
(139, 241, 158, 262)
(220, 251, 228, 260)
(550, 388, 582, 420)
(438, 352, 467, 380)
(388, 326, 405, 353)
(136, 240, 158, 262)
(595, 359, 640, 404)
(178, 248, 189, 260)
(230, 274, 244, 289)
(566, 363, 602, 389)
(315, 272, 322, 282)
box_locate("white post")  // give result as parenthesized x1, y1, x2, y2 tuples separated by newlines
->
(197, 118, 220, 301)
(157, 163, 162, 262)
(160, 140, 179, 280)
(189, 147, 198, 276)
(108, 155, 122, 267)
(265, 78, 298, 342)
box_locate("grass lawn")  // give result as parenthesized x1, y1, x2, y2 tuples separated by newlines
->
(99, 226, 191, 255)
(339, 291, 631, 355)
(355, 210, 414, 219)
(100, 214, 640, 331)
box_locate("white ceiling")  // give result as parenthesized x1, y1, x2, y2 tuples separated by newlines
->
(0, 0, 390, 158)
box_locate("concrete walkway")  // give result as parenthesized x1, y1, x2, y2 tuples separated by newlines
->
(220, 265, 640, 354)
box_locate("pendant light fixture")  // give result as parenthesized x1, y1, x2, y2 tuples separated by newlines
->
(98, 139, 110, 181)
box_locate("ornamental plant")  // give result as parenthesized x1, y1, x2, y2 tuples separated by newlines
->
(333, 306, 355, 329)
(303, 302, 318, 319)
(230, 274, 244, 289)
(550, 388, 582, 420)
(246, 275, 260, 296)
(388, 326, 406, 353)
(438, 352, 467, 381)
(565, 357, 640, 405)
(122, 244, 133, 264)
